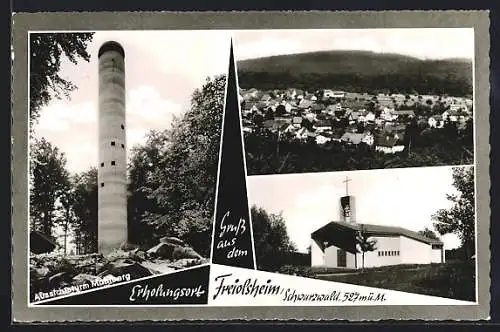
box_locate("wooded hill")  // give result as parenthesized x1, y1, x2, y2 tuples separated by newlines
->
(237, 51, 473, 96)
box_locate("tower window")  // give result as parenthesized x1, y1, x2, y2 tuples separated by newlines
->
(121, 124, 125, 130)
(100, 182, 104, 187)
(111, 161, 116, 166)
(100, 162, 104, 167)
(111, 141, 116, 146)
(121, 143, 125, 149)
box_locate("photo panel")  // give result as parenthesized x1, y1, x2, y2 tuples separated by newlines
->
(233, 29, 475, 176)
(245, 166, 477, 304)
(28, 30, 231, 305)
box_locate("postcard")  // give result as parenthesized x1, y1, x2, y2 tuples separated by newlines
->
(11, 10, 491, 322)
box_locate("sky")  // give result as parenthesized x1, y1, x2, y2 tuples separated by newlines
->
(33, 30, 231, 174)
(32, 28, 474, 174)
(233, 28, 474, 61)
(247, 166, 473, 252)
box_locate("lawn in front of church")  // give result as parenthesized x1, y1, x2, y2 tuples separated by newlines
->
(277, 259, 475, 302)
(312, 260, 476, 301)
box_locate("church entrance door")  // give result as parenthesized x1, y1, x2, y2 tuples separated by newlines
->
(337, 249, 347, 267)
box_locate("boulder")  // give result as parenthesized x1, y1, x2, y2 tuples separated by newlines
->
(159, 236, 185, 246)
(172, 246, 203, 260)
(146, 242, 177, 259)
(72, 273, 100, 285)
(168, 258, 200, 270)
(99, 259, 153, 279)
(35, 266, 51, 278)
(48, 271, 73, 288)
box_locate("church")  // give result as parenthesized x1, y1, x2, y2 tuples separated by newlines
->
(310, 177, 445, 269)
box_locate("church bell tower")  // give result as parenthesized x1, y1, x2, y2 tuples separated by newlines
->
(340, 176, 356, 224)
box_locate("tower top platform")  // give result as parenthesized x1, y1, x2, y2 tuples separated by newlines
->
(98, 41, 125, 58)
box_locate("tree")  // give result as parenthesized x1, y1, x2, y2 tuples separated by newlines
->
(251, 206, 297, 270)
(71, 168, 98, 254)
(57, 187, 75, 255)
(418, 227, 440, 240)
(356, 226, 377, 269)
(30, 138, 71, 238)
(30, 33, 94, 126)
(432, 166, 475, 259)
(127, 75, 226, 257)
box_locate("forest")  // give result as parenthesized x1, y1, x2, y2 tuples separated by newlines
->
(237, 50, 473, 97)
(244, 118, 474, 175)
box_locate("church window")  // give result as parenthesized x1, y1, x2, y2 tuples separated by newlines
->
(100, 162, 104, 167)
(121, 124, 125, 130)
(111, 141, 116, 146)
(111, 161, 116, 166)
(397, 251, 400, 256)
(100, 182, 104, 187)
(121, 143, 125, 149)
(378, 252, 381, 257)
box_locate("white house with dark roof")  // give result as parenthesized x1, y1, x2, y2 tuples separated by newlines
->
(311, 221, 445, 269)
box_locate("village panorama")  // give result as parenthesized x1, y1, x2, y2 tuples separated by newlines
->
(240, 88, 473, 175)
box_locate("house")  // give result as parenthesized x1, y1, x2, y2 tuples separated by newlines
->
(279, 123, 296, 134)
(323, 89, 335, 98)
(305, 93, 318, 101)
(304, 112, 316, 122)
(311, 103, 325, 113)
(298, 99, 314, 110)
(347, 111, 360, 124)
(314, 120, 332, 133)
(428, 115, 444, 128)
(361, 132, 375, 146)
(442, 110, 459, 122)
(392, 110, 415, 119)
(316, 134, 331, 145)
(311, 221, 445, 269)
(292, 116, 303, 128)
(449, 104, 466, 112)
(380, 107, 397, 121)
(358, 110, 376, 123)
(295, 127, 315, 141)
(331, 91, 346, 98)
(340, 132, 364, 145)
(375, 135, 405, 154)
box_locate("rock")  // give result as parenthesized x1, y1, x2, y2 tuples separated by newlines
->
(168, 258, 200, 270)
(172, 246, 203, 260)
(35, 266, 50, 278)
(146, 242, 177, 259)
(48, 271, 73, 288)
(159, 236, 185, 246)
(130, 249, 146, 262)
(99, 259, 153, 279)
(72, 273, 100, 285)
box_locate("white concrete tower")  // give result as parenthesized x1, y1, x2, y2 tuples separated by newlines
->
(97, 41, 127, 253)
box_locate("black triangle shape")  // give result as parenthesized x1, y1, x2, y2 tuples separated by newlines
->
(34, 265, 210, 305)
(210, 41, 255, 269)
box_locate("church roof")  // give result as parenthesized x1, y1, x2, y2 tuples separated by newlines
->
(312, 221, 443, 247)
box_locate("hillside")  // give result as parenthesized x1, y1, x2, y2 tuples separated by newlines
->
(237, 51, 473, 96)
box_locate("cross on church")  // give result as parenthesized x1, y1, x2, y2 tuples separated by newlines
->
(343, 176, 352, 196)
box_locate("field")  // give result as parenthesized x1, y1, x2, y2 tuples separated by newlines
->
(278, 260, 476, 302)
